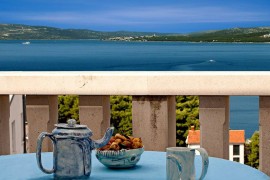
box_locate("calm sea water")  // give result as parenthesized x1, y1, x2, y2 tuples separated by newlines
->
(230, 96, 258, 138)
(1, 40, 268, 138)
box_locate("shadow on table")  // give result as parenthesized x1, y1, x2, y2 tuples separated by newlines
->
(90, 164, 160, 180)
(28, 165, 151, 180)
(27, 175, 54, 180)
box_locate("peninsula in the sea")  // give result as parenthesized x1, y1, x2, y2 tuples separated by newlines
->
(0, 24, 270, 42)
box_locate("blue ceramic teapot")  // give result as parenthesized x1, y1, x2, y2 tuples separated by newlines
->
(36, 119, 114, 179)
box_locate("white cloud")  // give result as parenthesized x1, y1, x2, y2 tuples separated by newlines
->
(1, 6, 269, 26)
(102, 6, 269, 23)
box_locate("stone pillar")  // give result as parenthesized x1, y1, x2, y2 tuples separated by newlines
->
(79, 95, 110, 140)
(26, 95, 58, 153)
(0, 95, 11, 155)
(259, 96, 270, 176)
(132, 96, 176, 151)
(199, 96, 229, 159)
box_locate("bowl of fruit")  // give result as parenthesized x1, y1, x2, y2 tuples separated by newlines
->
(96, 133, 144, 168)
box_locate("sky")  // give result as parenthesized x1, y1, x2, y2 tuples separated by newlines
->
(1, 0, 270, 33)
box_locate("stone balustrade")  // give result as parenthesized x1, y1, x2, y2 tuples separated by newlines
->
(0, 71, 270, 175)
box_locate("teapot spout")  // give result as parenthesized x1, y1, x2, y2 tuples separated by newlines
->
(92, 127, 114, 149)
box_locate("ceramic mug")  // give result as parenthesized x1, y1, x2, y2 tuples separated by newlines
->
(166, 147, 209, 180)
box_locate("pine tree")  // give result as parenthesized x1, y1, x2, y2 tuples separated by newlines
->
(176, 96, 199, 146)
(58, 95, 79, 123)
(246, 131, 259, 168)
(110, 95, 132, 136)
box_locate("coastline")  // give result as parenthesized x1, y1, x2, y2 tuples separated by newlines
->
(0, 39, 270, 44)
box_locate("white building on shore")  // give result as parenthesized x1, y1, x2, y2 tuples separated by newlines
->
(186, 127, 245, 164)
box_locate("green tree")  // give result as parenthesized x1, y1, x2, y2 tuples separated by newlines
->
(110, 95, 132, 136)
(58, 95, 79, 123)
(176, 96, 199, 146)
(57, 95, 199, 147)
(246, 131, 259, 169)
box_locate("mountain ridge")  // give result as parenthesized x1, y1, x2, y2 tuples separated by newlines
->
(0, 24, 168, 40)
(1, 24, 270, 42)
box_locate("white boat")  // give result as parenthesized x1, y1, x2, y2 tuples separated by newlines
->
(22, 41, 30, 45)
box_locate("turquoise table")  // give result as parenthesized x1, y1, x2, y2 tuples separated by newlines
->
(0, 151, 269, 180)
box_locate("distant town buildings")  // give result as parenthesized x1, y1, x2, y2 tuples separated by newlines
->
(107, 34, 156, 41)
(263, 34, 270, 38)
(108, 36, 134, 41)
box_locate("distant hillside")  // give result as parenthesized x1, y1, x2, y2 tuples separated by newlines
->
(145, 27, 270, 42)
(1, 24, 270, 42)
(0, 24, 164, 40)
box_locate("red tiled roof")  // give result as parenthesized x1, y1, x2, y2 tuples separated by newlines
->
(229, 130, 245, 144)
(187, 130, 245, 144)
(187, 130, 201, 144)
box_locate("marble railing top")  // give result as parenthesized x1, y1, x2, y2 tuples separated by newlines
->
(1, 71, 270, 95)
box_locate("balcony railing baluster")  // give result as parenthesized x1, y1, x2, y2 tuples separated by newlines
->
(199, 96, 230, 159)
(26, 95, 57, 153)
(259, 96, 270, 175)
(79, 95, 110, 139)
(0, 95, 10, 155)
(132, 96, 176, 151)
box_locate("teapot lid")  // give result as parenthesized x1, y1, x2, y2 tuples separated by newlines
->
(52, 119, 93, 138)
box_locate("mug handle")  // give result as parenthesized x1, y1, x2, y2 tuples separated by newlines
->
(167, 154, 182, 179)
(36, 132, 56, 174)
(195, 148, 209, 180)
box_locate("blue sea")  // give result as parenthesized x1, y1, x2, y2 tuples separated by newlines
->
(1, 40, 269, 138)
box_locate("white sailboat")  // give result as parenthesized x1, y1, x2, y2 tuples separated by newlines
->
(22, 41, 30, 45)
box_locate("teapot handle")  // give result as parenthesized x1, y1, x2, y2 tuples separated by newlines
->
(36, 132, 56, 174)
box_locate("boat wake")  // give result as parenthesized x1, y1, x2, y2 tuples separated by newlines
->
(208, 59, 216, 63)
